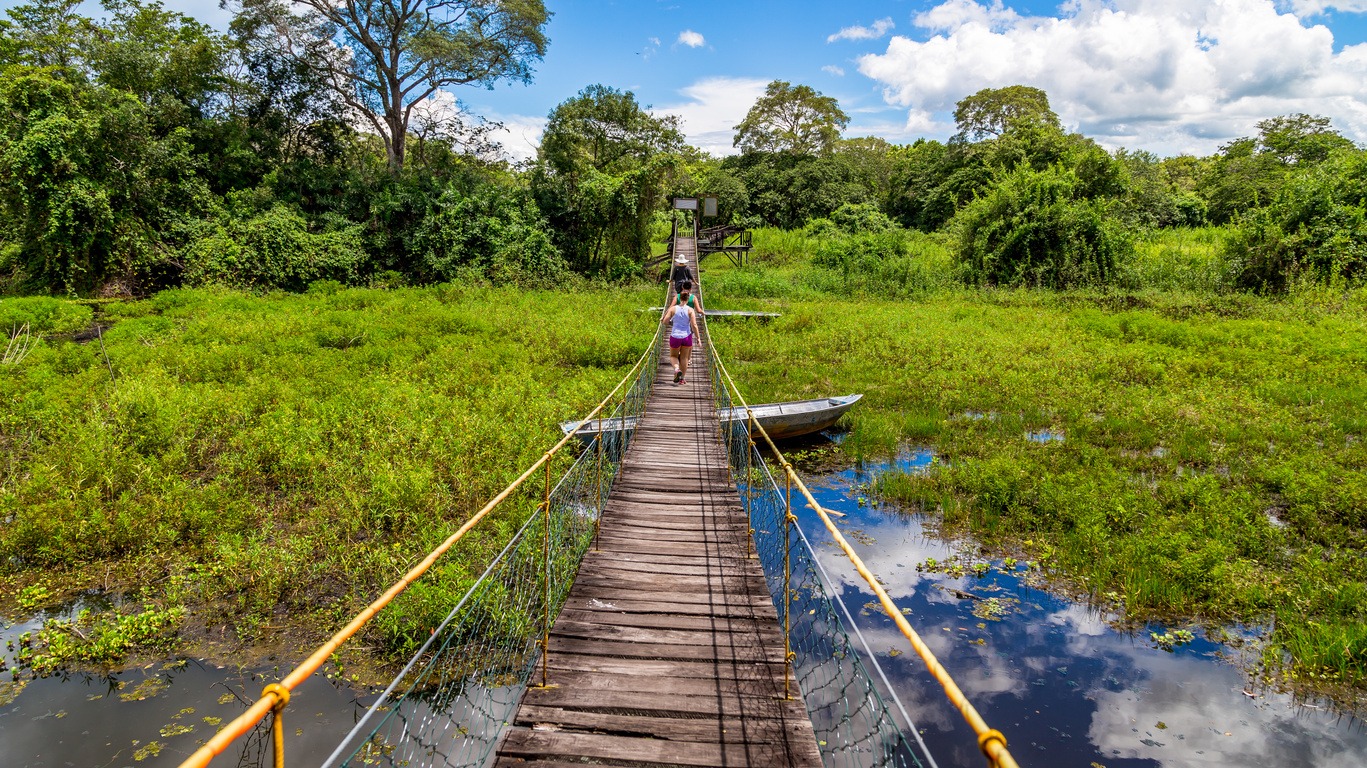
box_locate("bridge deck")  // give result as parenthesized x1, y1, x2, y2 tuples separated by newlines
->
(495, 245, 820, 767)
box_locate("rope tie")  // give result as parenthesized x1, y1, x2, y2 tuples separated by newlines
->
(262, 683, 290, 712)
(978, 729, 1008, 761)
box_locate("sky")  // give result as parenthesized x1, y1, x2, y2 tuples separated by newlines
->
(11, 0, 1367, 160)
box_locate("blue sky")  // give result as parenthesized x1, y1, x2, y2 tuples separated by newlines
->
(8, 1, 1367, 159)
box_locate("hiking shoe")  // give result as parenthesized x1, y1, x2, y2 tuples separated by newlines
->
(674, 370, 683, 384)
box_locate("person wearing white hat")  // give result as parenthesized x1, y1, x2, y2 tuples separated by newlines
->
(671, 253, 693, 291)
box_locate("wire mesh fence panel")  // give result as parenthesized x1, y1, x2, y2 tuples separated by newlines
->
(328, 342, 659, 768)
(703, 333, 930, 768)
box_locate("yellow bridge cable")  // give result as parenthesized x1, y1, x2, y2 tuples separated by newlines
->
(708, 348, 1021, 768)
(178, 321, 663, 768)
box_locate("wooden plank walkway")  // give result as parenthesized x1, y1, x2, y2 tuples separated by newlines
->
(495, 244, 821, 767)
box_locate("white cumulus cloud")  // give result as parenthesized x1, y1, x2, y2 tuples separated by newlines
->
(828, 17, 896, 43)
(676, 29, 706, 48)
(657, 77, 774, 156)
(854, 0, 1367, 154)
(822, 64, 847, 76)
(481, 111, 547, 162)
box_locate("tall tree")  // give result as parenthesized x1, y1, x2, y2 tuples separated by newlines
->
(733, 80, 848, 156)
(953, 85, 1060, 140)
(533, 84, 684, 269)
(1254, 113, 1354, 166)
(240, 0, 549, 172)
(1, 0, 91, 72)
(90, 0, 234, 131)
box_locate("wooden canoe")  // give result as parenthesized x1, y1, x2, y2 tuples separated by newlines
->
(562, 395, 862, 443)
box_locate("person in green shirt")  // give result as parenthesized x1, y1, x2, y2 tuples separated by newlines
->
(666, 280, 704, 316)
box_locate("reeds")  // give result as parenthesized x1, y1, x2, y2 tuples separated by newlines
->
(3, 323, 38, 364)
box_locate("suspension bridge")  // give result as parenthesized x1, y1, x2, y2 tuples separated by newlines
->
(179, 241, 1018, 768)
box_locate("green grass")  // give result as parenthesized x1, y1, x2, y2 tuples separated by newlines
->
(1122, 227, 1233, 293)
(5, 221, 1367, 700)
(704, 252, 1367, 694)
(0, 281, 660, 668)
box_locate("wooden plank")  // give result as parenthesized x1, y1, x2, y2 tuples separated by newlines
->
(527, 668, 786, 704)
(575, 550, 756, 569)
(576, 559, 749, 579)
(588, 535, 748, 551)
(555, 584, 770, 609)
(602, 498, 743, 515)
(545, 652, 787, 682)
(555, 595, 774, 616)
(549, 619, 770, 647)
(564, 575, 772, 598)
(498, 728, 808, 768)
(554, 608, 773, 632)
(546, 635, 786, 663)
(513, 706, 815, 746)
(579, 554, 770, 579)
(595, 518, 749, 535)
(590, 531, 748, 549)
(590, 532, 749, 550)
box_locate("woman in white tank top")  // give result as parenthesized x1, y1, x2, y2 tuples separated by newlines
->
(663, 287, 700, 385)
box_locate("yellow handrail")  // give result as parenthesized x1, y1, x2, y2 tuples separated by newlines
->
(178, 319, 663, 768)
(708, 349, 1020, 768)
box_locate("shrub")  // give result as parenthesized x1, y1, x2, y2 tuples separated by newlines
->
(415, 186, 568, 286)
(829, 202, 895, 234)
(811, 229, 960, 296)
(952, 165, 1133, 288)
(1225, 150, 1367, 292)
(181, 205, 367, 290)
(1121, 227, 1233, 293)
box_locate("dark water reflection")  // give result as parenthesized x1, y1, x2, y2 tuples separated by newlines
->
(797, 447, 1367, 768)
(0, 601, 369, 768)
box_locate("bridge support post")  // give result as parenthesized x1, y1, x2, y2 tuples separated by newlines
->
(783, 468, 795, 700)
(746, 414, 756, 560)
(539, 460, 552, 689)
(594, 406, 604, 552)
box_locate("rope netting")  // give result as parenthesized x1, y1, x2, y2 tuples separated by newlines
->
(696, 321, 936, 768)
(323, 340, 661, 768)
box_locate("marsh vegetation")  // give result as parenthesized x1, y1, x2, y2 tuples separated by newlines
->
(3, 0, 1367, 722)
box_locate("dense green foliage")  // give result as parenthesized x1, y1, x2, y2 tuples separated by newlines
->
(953, 165, 1132, 288)
(531, 85, 684, 273)
(236, 0, 549, 172)
(0, 0, 560, 296)
(1225, 149, 1367, 291)
(1, 2, 1363, 297)
(732, 80, 849, 156)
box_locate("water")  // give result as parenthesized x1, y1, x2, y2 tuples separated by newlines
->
(7, 447, 1367, 768)
(794, 447, 1367, 767)
(0, 598, 370, 768)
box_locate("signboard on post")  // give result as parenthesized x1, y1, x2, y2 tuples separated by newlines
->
(672, 197, 699, 210)
(702, 195, 718, 217)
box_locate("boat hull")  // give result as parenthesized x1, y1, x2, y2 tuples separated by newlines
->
(562, 395, 862, 443)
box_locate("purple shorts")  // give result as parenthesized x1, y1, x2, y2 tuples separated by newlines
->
(669, 334, 693, 349)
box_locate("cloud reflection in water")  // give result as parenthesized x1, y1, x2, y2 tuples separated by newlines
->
(792, 449, 1367, 768)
